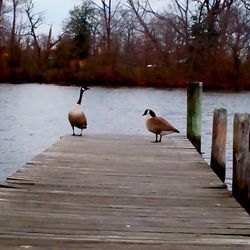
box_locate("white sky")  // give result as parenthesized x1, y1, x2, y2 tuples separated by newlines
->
(33, 0, 167, 36)
(33, 0, 82, 35)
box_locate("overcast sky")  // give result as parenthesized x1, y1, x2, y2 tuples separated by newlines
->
(33, 0, 167, 36)
(33, 0, 82, 35)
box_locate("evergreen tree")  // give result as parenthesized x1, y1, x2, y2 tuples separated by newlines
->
(63, 1, 92, 59)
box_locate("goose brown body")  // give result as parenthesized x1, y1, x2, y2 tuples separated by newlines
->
(68, 87, 89, 136)
(68, 104, 87, 130)
(143, 109, 179, 142)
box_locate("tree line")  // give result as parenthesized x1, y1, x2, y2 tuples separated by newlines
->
(0, 0, 250, 89)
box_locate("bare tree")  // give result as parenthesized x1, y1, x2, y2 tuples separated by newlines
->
(0, 0, 4, 45)
(42, 26, 64, 63)
(118, 8, 139, 59)
(101, 0, 112, 50)
(8, 0, 25, 67)
(0, 0, 3, 15)
(10, 0, 18, 52)
(126, 0, 163, 53)
(23, 0, 43, 67)
(126, 0, 178, 67)
(241, 0, 250, 10)
(9, 0, 23, 47)
(24, 0, 63, 69)
(226, 2, 250, 73)
(90, 0, 122, 52)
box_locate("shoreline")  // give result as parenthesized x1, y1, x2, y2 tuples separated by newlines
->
(1, 81, 250, 92)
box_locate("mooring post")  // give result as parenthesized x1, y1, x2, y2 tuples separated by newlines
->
(233, 113, 250, 213)
(187, 82, 202, 154)
(210, 108, 227, 182)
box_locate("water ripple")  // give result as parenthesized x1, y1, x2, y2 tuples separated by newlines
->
(0, 84, 250, 189)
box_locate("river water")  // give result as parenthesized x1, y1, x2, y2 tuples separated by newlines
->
(0, 83, 250, 188)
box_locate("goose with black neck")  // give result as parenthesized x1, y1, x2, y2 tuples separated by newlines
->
(142, 109, 180, 143)
(68, 86, 90, 136)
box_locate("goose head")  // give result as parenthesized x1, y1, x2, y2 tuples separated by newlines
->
(81, 86, 90, 92)
(77, 86, 90, 105)
(142, 109, 156, 117)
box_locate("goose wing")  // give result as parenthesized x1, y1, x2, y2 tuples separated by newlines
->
(80, 111, 87, 128)
(155, 117, 179, 133)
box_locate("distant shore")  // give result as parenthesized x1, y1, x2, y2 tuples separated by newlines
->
(1, 79, 250, 91)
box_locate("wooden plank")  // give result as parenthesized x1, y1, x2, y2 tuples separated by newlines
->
(0, 134, 249, 249)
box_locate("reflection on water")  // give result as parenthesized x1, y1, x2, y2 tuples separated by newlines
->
(0, 83, 250, 188)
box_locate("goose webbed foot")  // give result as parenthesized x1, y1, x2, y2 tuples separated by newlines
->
(159, 135, 162, 143)
(72, 127, 75, 136)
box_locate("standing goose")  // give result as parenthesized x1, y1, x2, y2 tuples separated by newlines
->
(68, 86, 89, 136)
(142, 109, 180, 143)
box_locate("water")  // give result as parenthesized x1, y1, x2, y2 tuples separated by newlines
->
(0, 83, 250, 189)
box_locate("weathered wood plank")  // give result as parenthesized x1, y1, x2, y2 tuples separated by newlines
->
(0, 134, 249, 249)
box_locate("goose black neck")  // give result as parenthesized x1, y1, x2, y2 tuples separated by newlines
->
(77, 89, 84, 105)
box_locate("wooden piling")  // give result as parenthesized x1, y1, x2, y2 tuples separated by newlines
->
(210, 108, 227, 182)
(187, 82, 202, 153)
(233, 113, 250, 213)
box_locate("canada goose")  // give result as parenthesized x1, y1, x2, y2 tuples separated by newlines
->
(68, 86, 89, 136)
(142, 109, 180, 142)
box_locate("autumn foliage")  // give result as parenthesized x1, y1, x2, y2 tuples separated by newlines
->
(0, 0, 250, 90)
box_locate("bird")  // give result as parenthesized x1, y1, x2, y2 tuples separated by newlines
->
(68, 86, 90, 136)
(142, 109, 180, 143)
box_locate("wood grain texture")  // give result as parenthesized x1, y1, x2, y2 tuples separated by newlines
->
(233, 113, 250, 213)
(211, 108, 227, 182)
(0, 134, 249, 249)
(187, 82, 202, 153)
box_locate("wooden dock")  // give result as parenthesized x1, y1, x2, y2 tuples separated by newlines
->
(0, 134, 249, 249)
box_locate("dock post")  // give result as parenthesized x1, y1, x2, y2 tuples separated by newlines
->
(187, 82, 203, 153)
(210, 108, 227, 182)
(233, 113, 250, 213)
